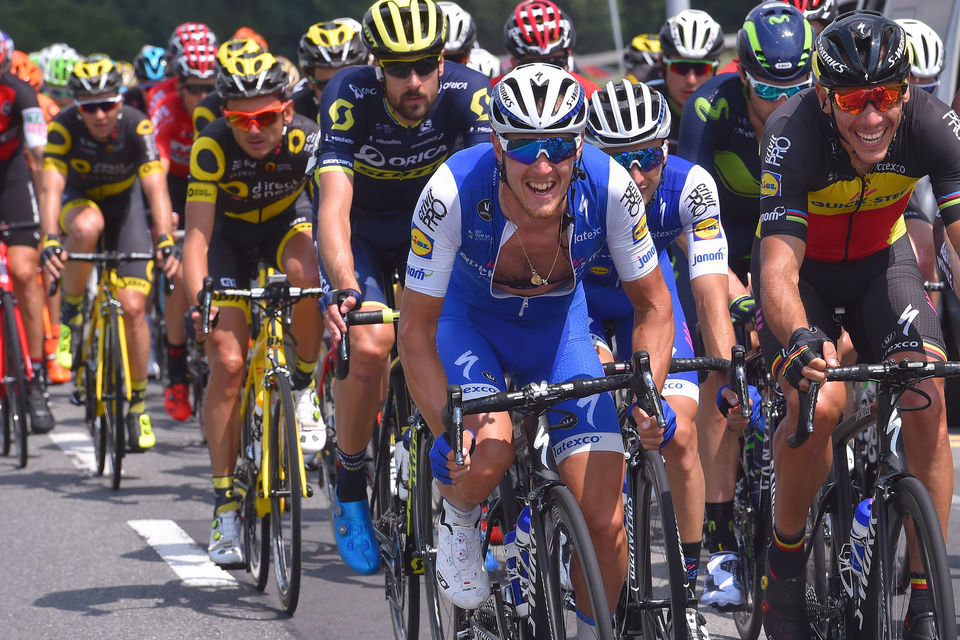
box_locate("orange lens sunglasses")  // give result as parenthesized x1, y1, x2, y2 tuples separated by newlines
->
(829, 83, 906, 115)
(223, 100, 292, 131)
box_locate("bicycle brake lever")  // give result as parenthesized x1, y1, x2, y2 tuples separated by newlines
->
(446, 385, 464, 466)
(731, 345, 750, 422)
(788, 379, 819, 448)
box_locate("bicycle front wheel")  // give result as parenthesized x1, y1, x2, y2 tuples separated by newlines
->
(867, 476, 956, 640)
(104, 310, 126, 490)
(534, 483, 614, 640)
(238, 383, 269, 591)
(269, 374, 302, 615)
(2, 292, 29, 468)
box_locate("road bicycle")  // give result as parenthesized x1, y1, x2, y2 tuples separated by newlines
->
(795, 359, 958, 640)
(0, 221, 38, 468)
(66, 251, 154, 490)
(199, 271, 322, 616)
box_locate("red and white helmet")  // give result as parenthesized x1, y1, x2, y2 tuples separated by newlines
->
(503, 0, 575, 59)
(167, 22, 218, 59)
(173, 41, 217, 80)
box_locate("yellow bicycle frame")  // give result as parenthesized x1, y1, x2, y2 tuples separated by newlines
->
(78, 268, 133, 416)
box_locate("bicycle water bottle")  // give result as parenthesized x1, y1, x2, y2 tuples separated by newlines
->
(393, 427, 411, 501)
(848, 498, 873, 576)
(505, 505, 532, 617)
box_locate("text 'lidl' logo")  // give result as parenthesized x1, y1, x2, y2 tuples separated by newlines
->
(411, 227, 434, 258)
(760, 171, 781, 199)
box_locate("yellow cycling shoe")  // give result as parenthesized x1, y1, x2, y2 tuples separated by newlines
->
(126, 413, 156, 452)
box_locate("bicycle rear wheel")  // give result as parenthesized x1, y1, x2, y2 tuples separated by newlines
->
(619, 449, 687, 640)
(534, 483, 613, 640)
(238, 384, 269, 591)
(866, 476, 956, 640)
(732, 439, 772, 640)
(84, 338, 107, 477)
(269, 374, 302, 615)
(104, 310, 126, 490)
(2, 292, 29, 468)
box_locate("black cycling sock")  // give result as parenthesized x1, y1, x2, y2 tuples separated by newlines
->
(705, 501, 738, 553)
(907, 573, 933, 619)
(213, 475, 238, 516)
(767, 528, 805, 580)
(166, 342, 187, 385)
(291, 356, 315, 391)
(682, 540, 701, 596)
(335, 449, 367, 503)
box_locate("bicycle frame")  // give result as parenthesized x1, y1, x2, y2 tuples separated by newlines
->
(78, 268, 132, 418)
(0, 242, 33, 385)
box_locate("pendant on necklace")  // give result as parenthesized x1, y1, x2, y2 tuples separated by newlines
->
(531, 270, 546, 285)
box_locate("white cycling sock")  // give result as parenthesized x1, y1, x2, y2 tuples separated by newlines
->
(442, 499, 480, 527)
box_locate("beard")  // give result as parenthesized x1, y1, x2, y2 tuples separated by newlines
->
(390, 89, 434, 122)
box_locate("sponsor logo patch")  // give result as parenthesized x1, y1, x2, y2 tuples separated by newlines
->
(693, 217, 720, 240)
(410, 227, 433, 258)
(760, 171, 781, 199)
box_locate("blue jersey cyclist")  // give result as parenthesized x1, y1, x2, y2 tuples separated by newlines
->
(316, 0, 492, 576)
(398, 63, 675, 634)
(583, 79, 743, 625)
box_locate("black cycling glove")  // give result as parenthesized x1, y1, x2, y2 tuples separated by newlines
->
(775, 326, 830, 389)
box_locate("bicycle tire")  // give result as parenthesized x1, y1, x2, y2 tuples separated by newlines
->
(85, 342, 107, 476)
(104, 310, 125, 490)
(862, 475, 957, 640)
(535, 483, 614, 640)
(2, 292, 29, 468)
(375, 378, 421, 640)
(269, 373, 302, 615)
(732, 432, 772, 640)
(0, 395, 9, 457)
(618, 449, 687, 640)
(239, 382, 269, 591)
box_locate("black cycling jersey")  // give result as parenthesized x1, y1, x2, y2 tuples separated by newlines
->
(316, 61, 492, 219)
(187, 113, 320, 222)
(291, 85, 319, 124)
(647, 77, 684, 153)
(757, 88, 960, 262)
(44, 105, 163, 201)
(677, 73, 759, 270)
(192, 92, 223, 136)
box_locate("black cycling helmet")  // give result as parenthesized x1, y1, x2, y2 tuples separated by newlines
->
(299, 19, 368, 72)
(69, 56, 124, 98)
(813, 11, 910, 89)
(738, 2, 814, 82)
(361, 0, 446, 61)
(215, 51, 289, 100)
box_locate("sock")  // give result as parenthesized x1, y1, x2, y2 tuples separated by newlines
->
(166, 342, 187, 385)
(705, 501, 738, 553)
(441, 499, 479, 527)
(767, 528, 805, 580)
(31, 359, 44, 379)
(682, 541, 701, 596)
(130, 380, 147, 415)
(907, 573, 933, 622)
(61, 293, 83, 326)
(335, 449, 368, 502)
(213, 475, 239, 516)
(292, 355, 316, 391)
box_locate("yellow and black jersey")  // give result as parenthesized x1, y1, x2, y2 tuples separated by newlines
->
(187, 113, 320, 224)
(43, 105, 162, 201)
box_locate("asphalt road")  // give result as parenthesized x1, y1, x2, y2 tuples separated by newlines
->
(1, 380, 958, 639)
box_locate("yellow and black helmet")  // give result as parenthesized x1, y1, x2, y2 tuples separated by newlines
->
(68, 56, 124, 97)
(215, 51, 289, 99)
(217, 37, 266, 68)
(299, 18, 368, 72)
(361, 0, 446, 60)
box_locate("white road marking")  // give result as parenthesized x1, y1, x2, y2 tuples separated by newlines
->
(47, 430, 97, 474)
(128, 519, 236, 587)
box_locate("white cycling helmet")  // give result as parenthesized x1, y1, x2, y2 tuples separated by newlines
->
(465, 46, 501, 79)
(490, 63, 587, 136)
(585, 80, 671, 149)
(438, 1, 477, 58)
(659, 9, 724, 61)
(897, 18, 944, 80)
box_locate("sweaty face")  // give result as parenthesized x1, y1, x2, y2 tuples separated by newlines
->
(77, 92, 123, 142)
(224, 95, 292, 159)
(816, 83, 908, 172)
(380, 57, 443, 125)
(493, 132, 579, 222)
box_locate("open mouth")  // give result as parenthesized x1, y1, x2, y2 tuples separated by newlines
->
(526, 180, 556, 197)
(855, 128, 887, 147)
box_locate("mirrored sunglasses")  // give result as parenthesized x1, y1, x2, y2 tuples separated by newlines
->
(76, 95, 123, 114)
(829, 83, 906, 115)
(745, 72, 812, 102)
(665, 59, 717, 76)
(223, 100, 291, 131)
(612, 145, 667, 172)
(498, 135, 580, 165)
(381, 56, 441, 79)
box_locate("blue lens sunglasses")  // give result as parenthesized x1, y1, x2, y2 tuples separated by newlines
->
(498, 134, 581, 164)
(745, 71, 812, 102)
(612, 144, 667, 172)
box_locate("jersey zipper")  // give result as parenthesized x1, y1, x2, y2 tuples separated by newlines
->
(842, 175, 867, 262)
(519, 297, 529, 317)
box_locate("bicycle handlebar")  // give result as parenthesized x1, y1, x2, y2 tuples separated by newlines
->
(197, 274, 323, 336)
(790, 359, 960, 448)
(334, 302, 400, 381)
(48, 252, 157, 296)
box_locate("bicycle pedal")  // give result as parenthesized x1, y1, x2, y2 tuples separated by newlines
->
(305, 485, 314, 498)
(70, 390, 83, 406)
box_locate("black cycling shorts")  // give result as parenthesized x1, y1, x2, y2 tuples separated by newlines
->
(0, 155, 41, 247)
(752, 234, 946, 369)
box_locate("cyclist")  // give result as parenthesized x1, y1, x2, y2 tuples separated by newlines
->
(648, 9, 724, 151)
(181, 52, 323, 566)
(438, 1, 477, 64)
(147, 22, 217, 116)
(192, 38, 265, 135)
(623, 33, 662, 84)
(39, 56, 179, 449)
(38, 43, 80, 110)
(0, 33, 55, 433)
(152, 40, 217, 422)
(752, 13, 959, 639)
(584, 79, 736, 636)
(398, 62, 674, 631)
(780, 0, 836, 35)
(10, 51, 58, 123)
(316, 0, 492, 576)
(293, 19, 368, 123)
(126, 45, 168, 113)
(464, 46, 500, 79)
(496, 0, 599, 95)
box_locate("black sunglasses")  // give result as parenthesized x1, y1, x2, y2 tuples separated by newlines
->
(381, 56, 440, 79)
(182, 83, 216, 96)
(309, 77, 331, 91)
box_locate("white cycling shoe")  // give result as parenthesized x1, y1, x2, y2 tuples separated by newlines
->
(700, 551, 745, 609)
(435, 501, 491, 610)
(294, 385, 326, 454)
(208, 509, 243, 566)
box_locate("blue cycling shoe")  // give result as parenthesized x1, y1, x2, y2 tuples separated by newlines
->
(332, 492, 381, 575)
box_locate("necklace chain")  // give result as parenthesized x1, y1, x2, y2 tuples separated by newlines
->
(513, 222, 562, 286)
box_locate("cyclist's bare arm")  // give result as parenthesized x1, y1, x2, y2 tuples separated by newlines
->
(38, 165, 67, 277)
(141, 169, 178, 277)
(183, 199, 215, 320)
(398, 288, 449, 441)
(315, 167, 357, 335)
(26, 145, 44, 189)
(622, 268, 674, 389)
